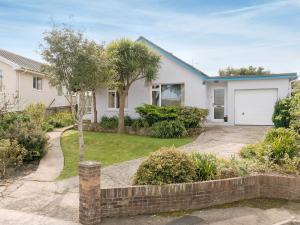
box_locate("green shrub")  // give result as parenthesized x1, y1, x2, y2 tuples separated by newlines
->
(263, 128, 299, 163)
(25, 103, 46, 126)
(290, 93, 300, 134)
(178, 107, 208, 128)
(5, 120, 48, 161)
(150, 120, 187, 138)
(47, 111, 74, 128)
(100, 116, 118, 129)
(0, 139, 27, 177)
(272, 98, 292, 128)
(135, 104, 208, 128)
(124, 116, 133, 126)
(0, 112, 30, 130)
(216, 157, 249, 179)
(134, 147, 196, 185)
(131, 118, 149, 130)
(240, 144, 260, 159)
(41, 122, 54, 132)
(192, 153, 217, 181)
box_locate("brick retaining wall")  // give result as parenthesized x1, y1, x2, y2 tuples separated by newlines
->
(79, 161, 300, 225)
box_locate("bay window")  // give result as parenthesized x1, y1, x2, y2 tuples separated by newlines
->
(151, 84, 184, 106)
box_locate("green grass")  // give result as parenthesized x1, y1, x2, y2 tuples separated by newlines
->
(59, 130, 193, 179)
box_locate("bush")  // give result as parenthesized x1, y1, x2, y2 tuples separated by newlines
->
(263, 128, 299, 163)
(178, 107, 208, 128)
(25, 103, 46, 126)
(100, 116, 118, 129)
(41, 122, 54, 132)
(290, 93, 300, 134)
(216, 157, 249, 179)
(272, 98, 292, 128)
(150, 120, 187, 138)
(134, 147, 196, 185)
(0, 139, 27, 177)
(192, 153, 217, 181)
(47, 111, 74, 128)
(135, 104, 208, 128)
(131, 118, 149, 130)
(124, 116, 133, 126)
(240, 144, 260, 159)
(5, 120, 48, 161)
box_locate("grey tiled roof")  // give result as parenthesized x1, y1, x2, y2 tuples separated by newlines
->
(0, 49, 43, 72)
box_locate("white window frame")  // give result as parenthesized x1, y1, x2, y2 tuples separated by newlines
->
(107, 89, 128, 110)
(33, 76, 43, 91)
(0, 70, 3, 92)
(85, 91, 92, 114)
(151, 83, 185, 106)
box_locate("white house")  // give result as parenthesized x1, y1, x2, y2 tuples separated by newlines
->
(0, 49, 69, 111)
(94, 37, 297, 126)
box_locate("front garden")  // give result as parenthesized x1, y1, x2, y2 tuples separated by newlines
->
(0, 103, 73, 180)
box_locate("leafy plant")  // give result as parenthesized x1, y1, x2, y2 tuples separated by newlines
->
(131, 118, 149, 130)
(24, 103, 46, 126)
(100, 116, 118, 129)
(290, 93, 300, 134)
(47, 111, 74, 128)
(150, 120, 187, 138)
(272, 98, 291, 128)
(136, 104, 208, 128)
(216, 157, 249, 179)
(0, 139, 27, 177)
(134, 147, 196, 185)
(42, 122, 54, 132)
(192, 153, 217, 181)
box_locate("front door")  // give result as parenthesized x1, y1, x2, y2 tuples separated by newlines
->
(213, 88, 225, 121)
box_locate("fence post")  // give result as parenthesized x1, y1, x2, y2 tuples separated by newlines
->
(79, 161, 101, 225)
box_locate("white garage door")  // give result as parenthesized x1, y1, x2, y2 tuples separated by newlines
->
(235, 89, 278, 125)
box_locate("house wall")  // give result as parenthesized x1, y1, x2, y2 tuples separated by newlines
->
(0, 61, 18, 107)
(94, 51, 207, 121)
(18, 71, 68, 110)
(226, 79, 290, 125)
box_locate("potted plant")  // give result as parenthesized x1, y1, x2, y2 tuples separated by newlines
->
(224, 115, 228, 122)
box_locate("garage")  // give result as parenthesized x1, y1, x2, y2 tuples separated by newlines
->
(234, 89, 278, 125)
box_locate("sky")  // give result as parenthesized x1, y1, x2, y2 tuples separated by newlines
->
(0, 0, 299, 76)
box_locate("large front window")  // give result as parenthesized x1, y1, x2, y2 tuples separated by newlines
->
(151, 84, 184, 106)
(108, 89, 128, 109)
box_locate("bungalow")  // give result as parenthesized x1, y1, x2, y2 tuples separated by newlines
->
(95, 37, 297, 125)
(0, 49, 69, 111)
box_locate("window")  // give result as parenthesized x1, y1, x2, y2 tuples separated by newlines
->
(33, 76, 42, 90)
(108, 89, 128, 109)
(0, 70, 3, 92)
(85, 91, 92, 114)
(57, 85, 63, 96)
(151, 84, 184, 106)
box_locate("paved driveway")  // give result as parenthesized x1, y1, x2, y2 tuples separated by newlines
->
(181, 125, 270, 158)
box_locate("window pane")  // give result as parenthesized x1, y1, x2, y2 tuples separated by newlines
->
(108, 92, 115, 108)
(152, 91, 160, 106)
(33, 77, 36, 89)
(214, 106, 224, 119)
(37, 78, 42, 90)
(214, 89, 224, 105)
(161, 84, 184, 106)
(86, 92, 92, 113)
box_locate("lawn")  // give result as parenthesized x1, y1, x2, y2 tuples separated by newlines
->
(59, 130, 193, 179)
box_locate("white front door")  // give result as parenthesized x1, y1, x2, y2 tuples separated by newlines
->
(213, 88, 225, 121)
(235, 89, 278, 125)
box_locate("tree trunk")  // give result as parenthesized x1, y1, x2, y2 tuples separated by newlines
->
(92, 90, 97, 123)
(118, 90, 127, 133)
(78, 91, 85, 161)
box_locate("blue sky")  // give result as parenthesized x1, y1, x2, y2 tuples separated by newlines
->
(0, 0, 299, 75)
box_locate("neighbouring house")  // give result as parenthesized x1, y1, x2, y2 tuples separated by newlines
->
(93, 37, 298, 126)
(0, 49, 70, 111)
